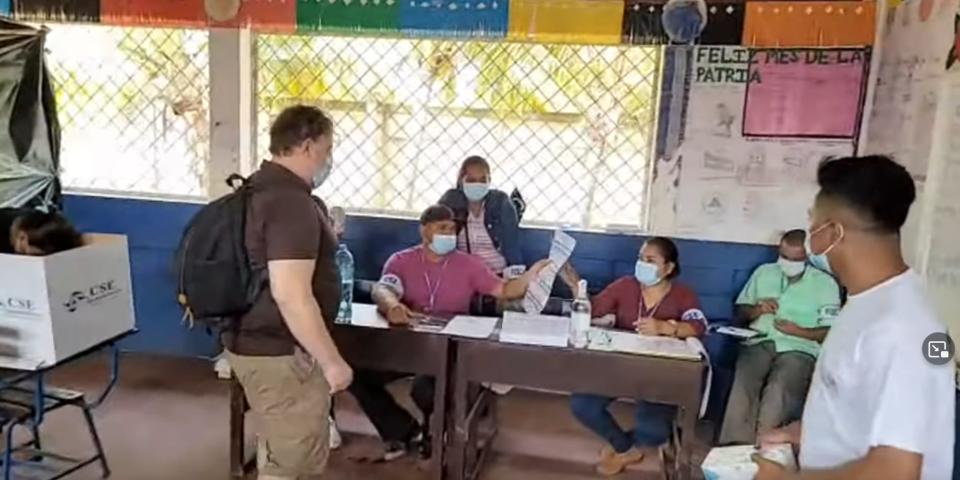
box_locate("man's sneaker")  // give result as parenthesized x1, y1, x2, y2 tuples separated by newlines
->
(381, 430, 423, 462)
(329, 417, 342, 450)
(382, 441, 410, 462)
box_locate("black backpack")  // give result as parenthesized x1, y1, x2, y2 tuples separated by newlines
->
(175, 174, 265, 328)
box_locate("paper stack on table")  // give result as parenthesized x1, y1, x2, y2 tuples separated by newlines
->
(441, 316, 498, 339)
(588, 329, 701, 361)
(348, 303, 389, 329)
(522, 230, 576, 314)
(701, 444, 797, 480)
(499, 311, 570, 347)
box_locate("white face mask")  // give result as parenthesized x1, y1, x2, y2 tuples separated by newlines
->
(312, 158, 333, 189)
(634, 260, 662, 286)
(462, 182, 490, 202)
(778, 257, 806, 277)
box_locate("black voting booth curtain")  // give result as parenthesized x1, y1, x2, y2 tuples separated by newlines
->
(0, 19, 62, 210)
(622, 0, 745, 45)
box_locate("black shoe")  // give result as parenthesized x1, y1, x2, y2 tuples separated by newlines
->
(381, 428, 423, 463)
(382, 441, 410, 462)
(418, 434, 432, 460)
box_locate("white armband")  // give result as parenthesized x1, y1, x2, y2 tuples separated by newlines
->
(378, 274, 405, 297)
(503, 264, 527, 280)
(818, 304, 841, 325)
(681, 308, 708, 326)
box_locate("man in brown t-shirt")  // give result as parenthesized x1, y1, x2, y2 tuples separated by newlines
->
(223, 105, 352, 480)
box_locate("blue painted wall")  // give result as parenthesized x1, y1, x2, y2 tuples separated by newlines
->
(63, 194, 777, 358)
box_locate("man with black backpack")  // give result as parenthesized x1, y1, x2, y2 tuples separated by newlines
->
(223, 105, 352, 479)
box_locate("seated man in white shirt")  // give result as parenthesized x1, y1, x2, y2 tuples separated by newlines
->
(755, 155, 954, 480)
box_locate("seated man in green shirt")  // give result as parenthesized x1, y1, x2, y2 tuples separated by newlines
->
(718, 229, 841, 445)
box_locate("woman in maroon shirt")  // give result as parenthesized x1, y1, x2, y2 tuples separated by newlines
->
(561, 236, 707, 476)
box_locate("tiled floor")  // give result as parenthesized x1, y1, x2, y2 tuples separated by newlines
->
(11, 353, 710, 479)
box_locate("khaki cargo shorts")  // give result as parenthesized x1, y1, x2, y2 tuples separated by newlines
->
(227, 349, 330, 479)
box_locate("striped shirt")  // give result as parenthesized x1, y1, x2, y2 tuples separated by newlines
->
(457, 209, 507, 275)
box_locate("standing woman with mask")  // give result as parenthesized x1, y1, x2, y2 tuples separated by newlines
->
(560, 237, 707, 477)
(438, 156, 525, 278)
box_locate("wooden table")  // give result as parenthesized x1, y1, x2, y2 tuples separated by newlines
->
(229, 305, 453, 480)
(446, 338, 706, 480)
(331, 322, 453, 480)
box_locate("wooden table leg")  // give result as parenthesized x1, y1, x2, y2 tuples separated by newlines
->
(677, 370, 704, 480)
(446, 363, 469, 480)
(431, 345, 449, 480)
(229, 376, 246, 480)
(677, 404, 697, 480)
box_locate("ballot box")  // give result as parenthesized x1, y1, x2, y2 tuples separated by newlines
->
(0, 234, 136, 370)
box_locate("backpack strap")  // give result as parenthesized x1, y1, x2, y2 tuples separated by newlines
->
(225, 174, 248, 191)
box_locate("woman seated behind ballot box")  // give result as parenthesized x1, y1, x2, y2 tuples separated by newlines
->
(0, 207, 83, 256)
(559, 236, 707, 477)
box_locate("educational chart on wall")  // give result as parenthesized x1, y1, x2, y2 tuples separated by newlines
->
(675, 46, 856, 244)
(918, 69, 960, 351)
(865, 0, 960, 180)
(744, 49, 869, 138)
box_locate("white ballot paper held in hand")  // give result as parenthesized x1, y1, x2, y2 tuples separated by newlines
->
(522, 230, 576, 314)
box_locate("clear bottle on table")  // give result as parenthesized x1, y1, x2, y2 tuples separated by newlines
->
(570, 279, 591, 348)
(335, 243, 354, 324)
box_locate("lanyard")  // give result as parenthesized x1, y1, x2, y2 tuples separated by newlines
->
(422, 253, 450, 313)
(638, 284, 671, 321)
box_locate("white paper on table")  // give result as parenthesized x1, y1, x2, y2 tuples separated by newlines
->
(589, 329, 700, 360)
(440, 316, 499, 339)
(348, 303, 389, 329)
(588, 331, 712, 418)
(499, 311, 570, 347)
(522, 230, 577, 314)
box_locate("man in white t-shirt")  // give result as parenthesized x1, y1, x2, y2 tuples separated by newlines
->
(755, 155, 955, 480)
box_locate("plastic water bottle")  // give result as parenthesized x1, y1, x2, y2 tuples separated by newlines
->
(335, 244, 354, 324)
(570, 279, 591, 348)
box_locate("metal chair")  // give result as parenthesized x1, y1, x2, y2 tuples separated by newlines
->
(0, 380, 109, 479)
(0, 335, 130, 480)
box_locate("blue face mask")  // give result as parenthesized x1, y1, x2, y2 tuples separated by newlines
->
(312, 159, 333, 189)
(634, 260, 662, 286)
(430, 234, 457, 256)
(805, 223, 842, 274)
(462, 182, 490, 202)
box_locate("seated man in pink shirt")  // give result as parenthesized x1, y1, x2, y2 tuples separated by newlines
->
(350, 205, 548, 462)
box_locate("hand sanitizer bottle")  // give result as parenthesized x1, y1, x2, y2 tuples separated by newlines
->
(570, 279, 591, 348)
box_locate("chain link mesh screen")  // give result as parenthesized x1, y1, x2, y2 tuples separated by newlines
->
(44, 24, 210, 197)
(257, 35, 661, 230)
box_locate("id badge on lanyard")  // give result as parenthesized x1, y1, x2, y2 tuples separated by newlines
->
(422, 255, 450, 313)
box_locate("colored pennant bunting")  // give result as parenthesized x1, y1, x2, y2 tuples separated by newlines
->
(509, 0, 624, 45)
(399, 0, 508, 39)
(623, 0, 745, 45)
(13, 0, 100, 23)
(0, 0, 877, 48)
(743, 1, 876, 47)
(297, 0, 400, 34)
